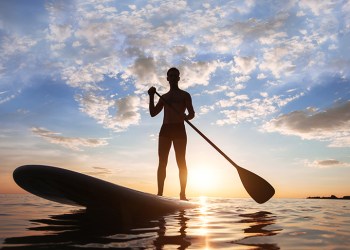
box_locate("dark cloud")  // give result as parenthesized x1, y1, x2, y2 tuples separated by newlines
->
(309, 159, 350, 168)
(265, 101, 350, 147)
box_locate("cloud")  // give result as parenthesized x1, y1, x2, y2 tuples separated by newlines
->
(83, 166, 113, 176)
(124, 55, 164, 92)
(257, 18, 336, 79)
(298, 0, 337, 16)
(199, 105, 215, 115)
(203, 85, 230, 95)
(0, 92, 19, 104)
(234, 75, 251, 84)
(75, 93, 141, 131)
(216, 92, 304, 125)
(231, 56, 257, 75)
(259, 46, 296, 79)
(75, 92, 114, 123)
(31, 127, 108, 151)
(343, 0, 350, 29)
(306, 159, 350, 168)
(231, 12, 289, 41)
(257, 73, 267, 79)
(114, 95, 141, 129)
(264, 101, 350, 147)
(179, 60, 221, 88)
(61, 61, 117, 90)
(129, 56, 158, 83)
(1, 34, 37, 57)
(0, 33, 39, 90)
(47, 24, 72, 44)
(259, 32, 288, 45)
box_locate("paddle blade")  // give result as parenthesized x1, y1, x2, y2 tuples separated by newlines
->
(236, 166, 275, 204)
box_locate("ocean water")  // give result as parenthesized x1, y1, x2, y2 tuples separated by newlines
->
(0, 195, 349, 249)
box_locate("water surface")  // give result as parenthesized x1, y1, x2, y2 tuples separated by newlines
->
(1, 195, 349, 249)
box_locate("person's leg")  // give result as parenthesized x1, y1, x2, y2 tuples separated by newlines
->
(157, 137, 172, 196)
(173, 138, 188, 200)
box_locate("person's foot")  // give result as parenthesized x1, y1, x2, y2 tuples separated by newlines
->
(180, 193, 188, 201)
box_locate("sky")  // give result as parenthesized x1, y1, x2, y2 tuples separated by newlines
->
(1, 0, 350, 199)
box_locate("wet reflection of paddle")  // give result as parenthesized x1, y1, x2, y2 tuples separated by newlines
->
(233, 211, 282, 249)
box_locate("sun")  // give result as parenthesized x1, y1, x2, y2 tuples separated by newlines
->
(189, 166, 219, 194)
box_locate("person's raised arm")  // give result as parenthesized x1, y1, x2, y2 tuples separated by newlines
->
(148, 87, 164, 117)
(185, 92, 195, 121)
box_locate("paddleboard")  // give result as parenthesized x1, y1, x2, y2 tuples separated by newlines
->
(13, 165, 198, 217)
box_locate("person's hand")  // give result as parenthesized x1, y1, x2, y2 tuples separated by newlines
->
(148, 86, 156, 96)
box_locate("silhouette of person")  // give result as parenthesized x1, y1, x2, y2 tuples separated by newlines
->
(148, 68, 195, 201)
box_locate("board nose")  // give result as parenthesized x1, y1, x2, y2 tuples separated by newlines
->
(13, 165, 30, 187)
(13, 165, 47, 192)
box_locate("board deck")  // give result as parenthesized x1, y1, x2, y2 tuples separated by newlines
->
(13, 165, 198, 217)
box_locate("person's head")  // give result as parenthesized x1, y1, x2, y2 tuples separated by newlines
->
(167, 67, 180, 85)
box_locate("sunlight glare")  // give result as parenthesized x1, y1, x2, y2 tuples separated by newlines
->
(190, 166, 219, 194)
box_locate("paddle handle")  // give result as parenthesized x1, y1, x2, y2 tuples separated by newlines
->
(155, 91, 241, 171)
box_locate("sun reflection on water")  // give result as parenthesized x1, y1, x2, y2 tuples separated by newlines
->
(198, 196, 211, 249)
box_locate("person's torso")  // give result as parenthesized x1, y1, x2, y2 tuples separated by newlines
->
(162, 90, 187, 124)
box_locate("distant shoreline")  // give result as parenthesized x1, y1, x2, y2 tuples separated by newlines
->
(307, 195, 350, 200)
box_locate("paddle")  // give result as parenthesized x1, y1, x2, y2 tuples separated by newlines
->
(155, 91, 275, 204)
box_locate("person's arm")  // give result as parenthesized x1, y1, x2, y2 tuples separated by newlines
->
(185, 92, 195, 121)
(148, 87, 164, 117)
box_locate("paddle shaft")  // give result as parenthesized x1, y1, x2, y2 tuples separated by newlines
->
(155, 91, 242, 171)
